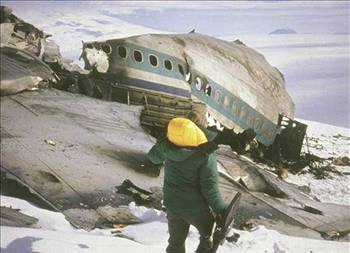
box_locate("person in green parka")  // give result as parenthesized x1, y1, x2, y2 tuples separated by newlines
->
(145, 114, 227, 253)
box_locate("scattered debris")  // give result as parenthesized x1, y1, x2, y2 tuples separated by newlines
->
(321, 230, 342, 241)
(302, 205, 323, 215)
(276, 168, 289, 179)
(116, 179, 163, 210)
(332, 156, 350, 166)
(44, 139, 56, 146)
(111, 230, 137, 241)
(308, 163, 339, 180)
(255, 150, 347, 180)
(96, 205, 141, 224)
(113, 224, 128, 229)
(240, 220, 258, 231)
(296, 185, 311, 194)
(226, 232, 240, 243)
(232, 39, 246, 46)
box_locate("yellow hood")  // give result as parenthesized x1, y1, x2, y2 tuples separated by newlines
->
(167, 118, 208, 147)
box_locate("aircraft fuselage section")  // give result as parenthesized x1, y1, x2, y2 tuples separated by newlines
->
(81, 33, 294, 146)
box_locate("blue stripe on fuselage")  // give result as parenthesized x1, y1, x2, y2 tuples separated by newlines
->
(115, 75, 191, 98)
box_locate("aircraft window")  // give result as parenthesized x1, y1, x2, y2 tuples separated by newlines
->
(93, 43, 101, 50)
(149, 54, 158, 66)
(240, 107, 247, 119)
(178, 64, 184, 76)
(224, 95, 231, 107)
(185, 72, 191, 82)
(246, 114, 254, 126)
(214, 90, 223, 103)
(118, 46, 127, 58)
(232, 103, 241, 116)
(164, 60, 173, 70)
(101, 44, 112, 54)
(266, 128, 274, 139)
(254, 118, 263, 130)
(133, 50, 143, 62)
(205, 84, 212, 96)
(86, 44, 93, 49)
(195, 76, 203, 91)
(231, 101, 236, 112)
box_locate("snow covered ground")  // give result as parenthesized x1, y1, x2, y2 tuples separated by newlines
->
(1, 120, 349, 253)
(1, 194, 349, 253)
(286, 119, 350, 206)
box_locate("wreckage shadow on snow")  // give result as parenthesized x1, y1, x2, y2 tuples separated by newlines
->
(1, 237, 43, 253)
(95, 146, 155, 176)
(0, 237, 91, 252)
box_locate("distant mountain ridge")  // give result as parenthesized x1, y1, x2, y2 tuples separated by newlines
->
(269, 28, 297, 35)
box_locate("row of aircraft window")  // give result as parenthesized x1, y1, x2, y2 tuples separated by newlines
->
(86, 43, 183, 75)
(95, 43, 187, 77)
(202, 84, 274, 137)
(193, 78, 265, 132)
(92, 43, 212, 93)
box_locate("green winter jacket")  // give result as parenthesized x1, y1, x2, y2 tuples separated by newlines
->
(147, 131, 225, 216)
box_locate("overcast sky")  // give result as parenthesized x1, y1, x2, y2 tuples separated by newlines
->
(4, 1, 349, 35)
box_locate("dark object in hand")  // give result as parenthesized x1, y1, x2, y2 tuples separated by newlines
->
(238, 129, 256, 144)
(199, 128, 257, 155)
(209, 192, 242, 253)
(214, 128, 235, 145)
(231, 128, 256, 154)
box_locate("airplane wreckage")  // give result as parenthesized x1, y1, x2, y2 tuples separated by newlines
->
(1, 6, 349, 241)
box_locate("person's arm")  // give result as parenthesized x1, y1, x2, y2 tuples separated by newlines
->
(140, 141, 165, 177)
(199, 154, 226, 215)
(198, 128, 240, 154)
(198, 128, 256, 155)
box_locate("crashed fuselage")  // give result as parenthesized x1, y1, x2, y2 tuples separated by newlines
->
(81, 33, 294, 146)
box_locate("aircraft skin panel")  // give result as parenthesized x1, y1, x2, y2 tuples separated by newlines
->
(1, 47, 57, 96)
(1, 90, 163, 229)
(1, 139, 105, 229)
(217, 149, 350, 238)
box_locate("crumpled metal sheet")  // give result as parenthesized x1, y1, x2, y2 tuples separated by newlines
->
(0, 46, 57, 96)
